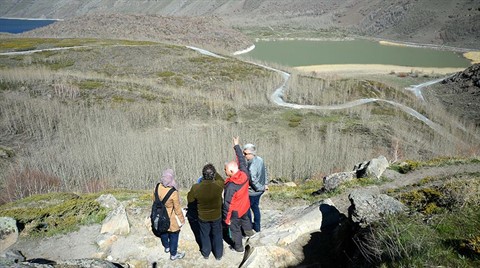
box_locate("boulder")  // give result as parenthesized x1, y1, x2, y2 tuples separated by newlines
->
(348, 186, 406, 227)
(240, 245, 299, 268)
(0, 217, 18, 253)
(96, 233, 118, 251)
(56, 258, 119, 268)
(100, 205, 130, 235)
(322, 171, 355, 191)
(353, 155, 389, 179)
(260, 204, 322, 246)
(96, 194, 120, 209)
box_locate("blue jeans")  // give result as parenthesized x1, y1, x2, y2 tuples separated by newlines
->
(160, 231, 179, 256)
(199, 218, 223, 259)
(248, 193, 263, 232)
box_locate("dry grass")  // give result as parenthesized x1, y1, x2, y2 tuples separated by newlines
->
(0, 38, 479, 201)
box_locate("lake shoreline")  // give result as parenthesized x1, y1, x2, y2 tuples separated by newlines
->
(294, 64, 464, 76)
(0, 17, 62, 21)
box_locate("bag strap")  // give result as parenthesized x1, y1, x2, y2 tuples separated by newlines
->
(161, 187, 176, 205)
(154, 184, 176, 204)
(154, 183, 161, 202)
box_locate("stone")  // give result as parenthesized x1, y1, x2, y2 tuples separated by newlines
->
(240, 245, 299, 268)
(283, 182, 297, 187)
(96, 233, 118, 251)
(56, 258, 119, 268)
(323, 171, 356, 191)
(0, 217, 18, 253)
(260, 203, 323, 246)
(96, 194, 120, 209)
(348, 186, 406, 227)
(100, 205, 130, 235)
(353, 155, 389, 179)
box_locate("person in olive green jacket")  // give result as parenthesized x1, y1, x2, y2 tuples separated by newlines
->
(187, 163, 224, 260)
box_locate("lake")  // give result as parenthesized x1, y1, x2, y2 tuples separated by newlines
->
(0, 18, 58, 34)
(243, 39, 471, 68)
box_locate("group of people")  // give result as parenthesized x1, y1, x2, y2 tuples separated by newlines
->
(153, 136, 268, 261)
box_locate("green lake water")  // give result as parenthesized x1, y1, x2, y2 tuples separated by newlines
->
(243, 39, 470, 68)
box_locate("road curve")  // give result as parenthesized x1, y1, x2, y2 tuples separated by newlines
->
(0, 44, 464, 141)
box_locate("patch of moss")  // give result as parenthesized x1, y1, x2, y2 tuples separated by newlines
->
(77, 80, 104, 90)
(188, 56, 223, 64)
(0, 193, 107, 237)
(45, 59, 75, 70)
(157, 71, 176, 78)
(112, 95, 135, 103)
(391, 160, 422, 174)
(282, 110, 303, 128)
(140, 93, 157, 101)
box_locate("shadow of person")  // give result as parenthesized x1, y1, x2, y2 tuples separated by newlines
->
(288, 203, 358, 268)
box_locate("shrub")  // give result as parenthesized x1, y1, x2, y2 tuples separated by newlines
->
(396, 160, 421, 174)
(355, 206, 480, 267)
(1, 167, 62, 204)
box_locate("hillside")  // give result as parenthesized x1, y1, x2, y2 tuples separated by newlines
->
(1, 0, 480, 49)
(424, 63, 480, 127)
(20, 14, 252, 53)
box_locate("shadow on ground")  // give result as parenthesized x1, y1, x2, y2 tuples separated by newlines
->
(289, 203, 362, 268)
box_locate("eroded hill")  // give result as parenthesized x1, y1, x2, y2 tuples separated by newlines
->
(1, 0, 480, 49)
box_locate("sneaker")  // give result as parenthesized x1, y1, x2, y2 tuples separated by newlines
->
(170, 252, 185, 261)
(216, 257, 222, 261)
(164, 247, 170, 253)
(203, 255, 209, 260)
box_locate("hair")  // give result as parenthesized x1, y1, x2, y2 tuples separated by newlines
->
(243, 143, 257, 155)
(202, 163, 216, 180)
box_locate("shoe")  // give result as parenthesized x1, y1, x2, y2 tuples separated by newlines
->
(164, 247, 170, 253)
(170, 252, 185, 261)
(229, 245, 244, 253)
(216, 257, 222, 261)
(203, 255, 209, 260)
(245, 229, 256, 238)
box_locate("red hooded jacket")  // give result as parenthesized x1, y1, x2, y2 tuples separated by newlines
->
(223, 144, 251, 225)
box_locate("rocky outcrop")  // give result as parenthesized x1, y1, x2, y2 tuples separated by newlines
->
(442, 63, 480, 89)
(0, 217, 18, 253)
(322, 171, 356, 192)
(318, 156, 390, 193)
(97, 194, 130, 236)
(348, 186, 406, 227)
(240, 245, 299, 268)
(434, 63, 480, 126)
(353, 155, 389, 179)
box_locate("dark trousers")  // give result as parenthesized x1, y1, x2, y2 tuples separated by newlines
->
(199, 218, 223, 259)
(188, 217, 202, 250)
(230, 211, 252, 251)
(248, 193, 263, 232)
(160, 231, 179, 256)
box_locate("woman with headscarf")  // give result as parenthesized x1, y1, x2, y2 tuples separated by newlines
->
(153, 168, 186, 261)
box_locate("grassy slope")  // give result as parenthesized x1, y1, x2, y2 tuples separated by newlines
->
(0, 37, 478, 198)
(0, 158, 478, 267)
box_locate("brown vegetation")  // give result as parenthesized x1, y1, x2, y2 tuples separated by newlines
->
(0, 37, 478, 203)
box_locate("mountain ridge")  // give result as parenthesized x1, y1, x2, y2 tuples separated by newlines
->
(1, 0, 479, 49)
